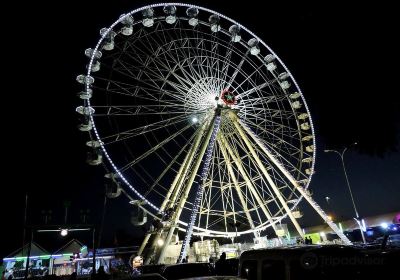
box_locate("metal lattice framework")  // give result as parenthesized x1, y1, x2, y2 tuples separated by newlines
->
(76, 3, 351, 263)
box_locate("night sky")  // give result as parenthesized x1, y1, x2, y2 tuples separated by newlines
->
(2, 1, 399, 259)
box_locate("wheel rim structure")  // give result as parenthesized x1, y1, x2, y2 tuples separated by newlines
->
(76, 3, 351, 248)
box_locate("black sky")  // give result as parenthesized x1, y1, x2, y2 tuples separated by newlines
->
(2, 1, 399, 259)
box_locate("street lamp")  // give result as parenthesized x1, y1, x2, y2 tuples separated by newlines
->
(324, 142, 366, 244)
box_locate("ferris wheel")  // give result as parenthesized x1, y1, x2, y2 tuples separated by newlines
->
(76, 3, 351, 263)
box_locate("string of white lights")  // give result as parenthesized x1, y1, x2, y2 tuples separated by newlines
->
(178, 115, 221, 262)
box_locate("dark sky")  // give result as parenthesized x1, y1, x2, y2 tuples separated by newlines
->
(2, 1, 399, 259)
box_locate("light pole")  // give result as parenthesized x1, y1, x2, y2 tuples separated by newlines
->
(324, 143, 366, 244)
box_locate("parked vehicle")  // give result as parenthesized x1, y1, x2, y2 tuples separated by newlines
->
(238, 245, 399, 279)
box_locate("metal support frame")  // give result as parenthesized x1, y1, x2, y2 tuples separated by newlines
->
(217, 136, 257, 236)
(229, 111, 304, 237)
(219, 133, 282, 239)
(156, 114, 217, 264)
(240, 119, 352, 244)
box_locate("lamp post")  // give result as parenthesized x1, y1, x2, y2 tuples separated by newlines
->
(324, 143, 366, 244)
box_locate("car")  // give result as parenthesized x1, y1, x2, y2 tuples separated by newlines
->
(238, 245, 400, 279)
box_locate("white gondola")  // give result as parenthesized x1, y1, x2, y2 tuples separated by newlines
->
(90, 61, 100, 72)
(77, 89, 92, 100)
(100, 28, 116, 50)
(186, 7, 199, 26)
(229, 25, 241, 42)
(164, 5, 177, 24)
(130, 200, 148, 226)
(142, 8, 154, 27)
(302, 135, 313, 141)
(298, 113, 308, 120)
(292, 210, 303, 218)
(76, 106, 95, 116)
(248, 38, 260, 55)
(264, 54, 276, 63)
(305, 168, 313, 175)
(306, 145, 314, 152)
(280, 81, 291, 89)
(301, 122, 310, 130)
(78, 122, 92, 132)
(120, 14, 134, 36)
(85, 48, 102, 59)
(289, 92, 301, 99)
(278, 72, 290, 80)
(302, 157, 312, 163)
(87, 148, 102, 166)
(86, 140, 102, 148)
(105, 173, 121, 198)
(266, 62, 276, 72)
(209, 15, 221, 32)
(76, 74, 94, 85)
(291, 101, 302, 109)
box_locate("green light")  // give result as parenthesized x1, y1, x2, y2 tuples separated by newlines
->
(39, 255, 51, 259)
(62, 253, 73, 257)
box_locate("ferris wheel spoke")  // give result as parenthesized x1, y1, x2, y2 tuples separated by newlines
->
(179, 25, 210, 81)
(242, 117, 302, 152)
(218, 42, 234, 91)
(217, 136, 257, 233)
(238, 120, 308, 180)
(240, 120, 310, 179)
(99, 114, 190, 145)
(224, 50, 250, 90)
(228, 112, 304, 236)
(91, 105, 193, 116)
(143, 133, 196, 198)
(218, 132, 280, 233)
(119, 123, 193, 172)
(236, 80, 276, 100)
(94, 75, 190, 106)
(158, 24, 205, 83)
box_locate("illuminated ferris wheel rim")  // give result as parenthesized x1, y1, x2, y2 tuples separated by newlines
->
(82, 3, 317, 237)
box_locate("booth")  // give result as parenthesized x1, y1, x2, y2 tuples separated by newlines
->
(3, 243, 50, 279)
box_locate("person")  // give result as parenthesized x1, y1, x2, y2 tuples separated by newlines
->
(69, 272, 77, 280)
(94, 266, 108, 280)
(215, 252, 228, 275)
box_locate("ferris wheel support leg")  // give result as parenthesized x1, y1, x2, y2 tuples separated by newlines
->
(164, 121, 209, 211)
(157, 114, 217, 264)
(219, 133, 282, 240)
(137, 233, 151, 257)
(217, 136, 257, 237)
(160, 121, 209, 212)
(229, 112, 304, 238)
(239, 120, 352, 245)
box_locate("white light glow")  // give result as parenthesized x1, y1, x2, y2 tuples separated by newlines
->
(60, 229, 68, 237)
(157, 238, 164, 247)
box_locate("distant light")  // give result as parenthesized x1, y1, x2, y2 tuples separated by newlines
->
(157, 238, 164, 247)
(191, 117, 198, 123)
(320, 232, 326, 237)
(391, 226, 398, 231)
(380, 222, 388, 229)
(60, 229, 68, 237)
